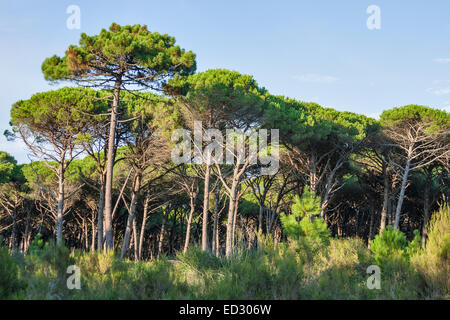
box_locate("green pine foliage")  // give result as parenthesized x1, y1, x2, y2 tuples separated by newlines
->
(280, 186, 330, 244)
(370, 226, 423, 265)
(370, 226, 407, 264)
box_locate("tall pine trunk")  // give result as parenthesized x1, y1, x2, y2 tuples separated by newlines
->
(103, 79, 121, 250)
(368, 204, 375, 248)
(120, 172, 141, 259)
(56, 163, 65, 246)
(202, 161, 211, 251)
(138, 194, 150, 260)
(22, 204, 31, 253)
(225, 180, 238, 258)
(91, 215, 96, 252)
(184, 193, 196, 253)
(394, 157, 411, 230)
(380, 162, 389, 232)
(211, 187, 220, 256)
(421, 168, 432, 246)
(9, 210, 17, 252)
(97, 180, 105, 251)
(158, 208, 168, 258)
(132, 218, 138, 261)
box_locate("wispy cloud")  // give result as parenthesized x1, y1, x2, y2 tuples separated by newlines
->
(433, 58, 450, 64)
(292, 74, 338, 84)
(426, 87, 450, 95)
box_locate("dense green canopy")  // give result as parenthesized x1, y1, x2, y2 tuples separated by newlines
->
(42, 23, 196, 88)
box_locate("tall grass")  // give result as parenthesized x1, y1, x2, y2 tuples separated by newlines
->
(411, 204, 449, 299)
(0, 204, 447, 300)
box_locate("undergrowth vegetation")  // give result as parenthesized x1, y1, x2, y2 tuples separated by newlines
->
(1, 204, 448, 300)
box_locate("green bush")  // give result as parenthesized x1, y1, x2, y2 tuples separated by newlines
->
(406, 230, 422, 257)
(22, 239, 74, 299)
(126, 259, 185, 299)
(198, 244, 303, 299)
(300, 238, 371, 299)
(176, 246, 222, 271)
(27, 233, 45, 256)
(412, 203, 449, 298)
(370, 226, 407, 264)
(0, 217, 445, 300)
(371, 226, 425, 265)
(0, 246, 23, 299)
(280, 186, 330, 244)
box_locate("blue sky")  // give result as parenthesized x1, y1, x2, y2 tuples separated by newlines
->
(1, 0, 450, 163)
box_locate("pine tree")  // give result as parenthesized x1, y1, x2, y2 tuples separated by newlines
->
(280, 186, 330, 243)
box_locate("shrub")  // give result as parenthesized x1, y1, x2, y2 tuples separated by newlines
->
(199, 245, 303, 299)
(369, 227, 431, 299)
(27, 233, 45, 256)
(370, 226, 407, 264)
(124, 259, 183, 299)
(412, 203, 449, 298)
(405, 230, 422, 257)
(23, 239, 74, 299)
(302, 238, 373, 299)
(97, 250, 121, 275)
(280, 186, 330, 244)
(0, 246, 23, 299)
(176, 246, 222, 271)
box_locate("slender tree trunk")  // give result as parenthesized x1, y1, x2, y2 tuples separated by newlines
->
(169, 213, 177, 255)
(25, 231, 32, 254)
(211, 187, 220, 256)
(309, 153, 318, 194)
(56, 164, 65, 246)
(23, 204, 31, 253)
(104, 78, 122, 250)
(215, 199, 221, 256)
(9, 211, 17, 252)
(368, 204, 375, 248)
(380, 162, 389, 232)
(84, 216, 89, 250)
(422, 168, 432, 246)
(388, 196, 393, 226)
(225, 180, 238, 258)
(232, 191, 240, 249)
(120, 172, 141, 259)
(158, 208, 168, 258)
(97, 181, 105, 251)
(102, 219, 106, 252)
(184, 193, 196, 253)
(258, 204, 264, 234)
(138, 193, 150, 260)
(132, 217, 138, 261)
(129, 228, 134, 256)
(320, 161, 342, 218)
(270, 207, 280, 236)
(337, 221, 343, 238)
(394, 157, 411, 230)
(202, 161, 211, 251)
(91, 215, 96, 252)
